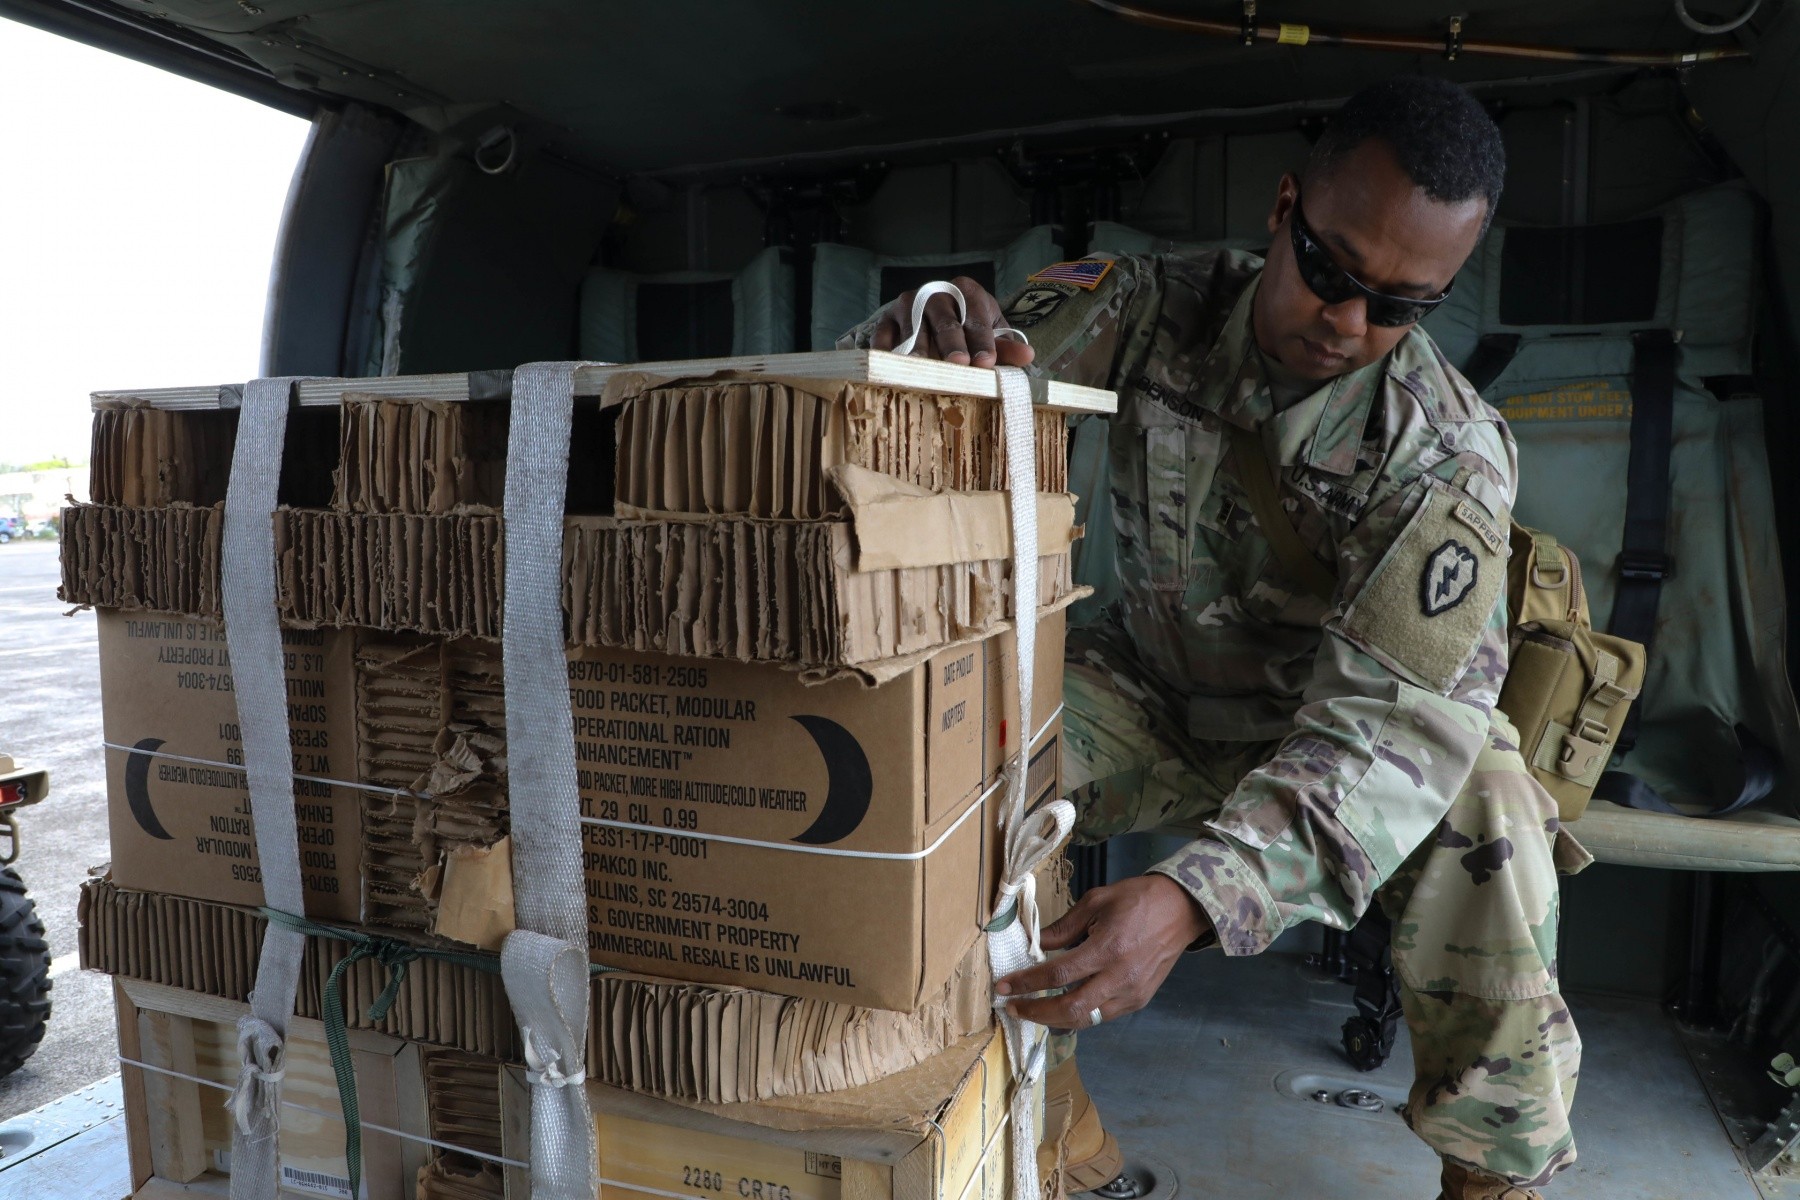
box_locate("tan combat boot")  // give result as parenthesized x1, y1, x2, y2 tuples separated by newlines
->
(1040, 1057, 1127, 1196)
(1439, 1160, 1543, 1200)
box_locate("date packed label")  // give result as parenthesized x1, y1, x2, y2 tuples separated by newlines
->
(116, 618, 344, 898)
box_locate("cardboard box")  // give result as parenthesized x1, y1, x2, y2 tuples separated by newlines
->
(80, 875, 1009, 1103)
(98, 609, 364, 922)
(559, 611, 1067, 1010)
(95, 599, 1065, 1011)
(114, 977, 427, 1200)
(614, 378, 1067, 519)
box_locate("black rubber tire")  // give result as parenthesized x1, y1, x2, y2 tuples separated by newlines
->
(0, 865, 52, 1078)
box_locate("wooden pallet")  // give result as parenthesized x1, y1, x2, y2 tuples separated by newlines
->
(114, 978, 430, 1200)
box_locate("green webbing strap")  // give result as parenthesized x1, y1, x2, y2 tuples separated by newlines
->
(260, 907, 503, 1200)
(1225, 423, 1338, 604)
(984, 899, 1020, 933)
(259, 907, 622, 1195)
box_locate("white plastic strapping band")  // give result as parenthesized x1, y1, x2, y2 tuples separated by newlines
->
(118, 1057, 530, 1170)
(893, 280, 1031, 358)
(989, 359, 1076, 1200)
(498, 361, 599, 1200)
(219, 376, 310, 1200)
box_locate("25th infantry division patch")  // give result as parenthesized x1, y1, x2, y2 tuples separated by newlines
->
(1421, 540, 1479, 615)
(1339, 483, 1507, 693)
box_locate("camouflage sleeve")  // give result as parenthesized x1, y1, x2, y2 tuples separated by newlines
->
(1149, 416, 1518, 955)
(997, 256, 1154, 390)
(831, 256, 1157, 391)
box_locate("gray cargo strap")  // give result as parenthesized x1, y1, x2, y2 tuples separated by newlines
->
(500, 361, 600, 1200)
(1458, 332, 1523, 393)
(1606, 330, 1678, 690)
(1592, 331, 1780, 815)
(220, 376, 309, 1200)
(990, 362, 1074, 1200)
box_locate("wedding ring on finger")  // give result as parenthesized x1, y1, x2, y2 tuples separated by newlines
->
(1088, 1006, 1104, 1028)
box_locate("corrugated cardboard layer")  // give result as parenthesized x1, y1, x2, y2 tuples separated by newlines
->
(561, 517, 1073, 669)
(422, 1048, 508, 1200)
(81, 876, 518, 1060)
(333, 394, 510, 514)
(615, 379, 1067, 519)
(79, 876, 1017, 1102)
(89, 401, 238, 507)
(62, 504, 1073, 671)
(59, 502, 223, 618)
(417, 1159, 505, 1200)
(276, 508, 508, 639)
(354, 636, 509, 934)
(426, 1048, 508, 1160)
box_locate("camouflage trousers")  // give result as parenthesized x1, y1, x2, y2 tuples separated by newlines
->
(1050, 626, 1587, 1189)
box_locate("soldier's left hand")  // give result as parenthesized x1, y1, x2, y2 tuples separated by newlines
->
(994, 874, 1212, 1030)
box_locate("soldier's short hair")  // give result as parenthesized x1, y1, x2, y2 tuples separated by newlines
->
(1309, 76, 1506, 235)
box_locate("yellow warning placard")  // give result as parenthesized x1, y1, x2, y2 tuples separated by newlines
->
(1496, 381, 1633, 423)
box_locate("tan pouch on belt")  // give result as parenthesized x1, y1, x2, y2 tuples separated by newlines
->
(1496, 527, 1646, 821)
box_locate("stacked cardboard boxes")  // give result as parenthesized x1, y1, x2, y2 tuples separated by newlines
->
(68, 351, 1112, 1200)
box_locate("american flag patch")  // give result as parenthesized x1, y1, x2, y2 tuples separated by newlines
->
(1027, 260, 1114, 290)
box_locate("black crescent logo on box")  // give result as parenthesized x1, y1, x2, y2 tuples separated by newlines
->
(788, 715, 873, 844)
(124, 737, 175, 840)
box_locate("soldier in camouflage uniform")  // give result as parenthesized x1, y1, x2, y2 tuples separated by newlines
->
(844, 79, 1588, 1200)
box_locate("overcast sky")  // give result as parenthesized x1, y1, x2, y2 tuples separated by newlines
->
(0, 17, 309, 466)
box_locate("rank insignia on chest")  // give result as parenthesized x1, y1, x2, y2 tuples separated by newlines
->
(1420, 540, 1480, 616)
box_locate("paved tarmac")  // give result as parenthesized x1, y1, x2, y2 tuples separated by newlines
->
(0, 539, 115, 1120)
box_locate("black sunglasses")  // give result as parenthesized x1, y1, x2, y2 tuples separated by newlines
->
(1289, 192, 1453, 328)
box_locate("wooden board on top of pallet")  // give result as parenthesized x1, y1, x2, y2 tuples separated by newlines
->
(87, 351, 1118, 416)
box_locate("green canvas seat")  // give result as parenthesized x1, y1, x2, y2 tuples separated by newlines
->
(1421, 182, 1800, 860)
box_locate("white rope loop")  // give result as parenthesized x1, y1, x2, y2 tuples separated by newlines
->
(227, 1016, 287, 1138)
(520, 1022, 588, 1089)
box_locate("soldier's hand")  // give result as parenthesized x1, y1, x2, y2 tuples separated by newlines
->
(993, 874, 1211, 1030)
(870, 275, 1035, 368)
